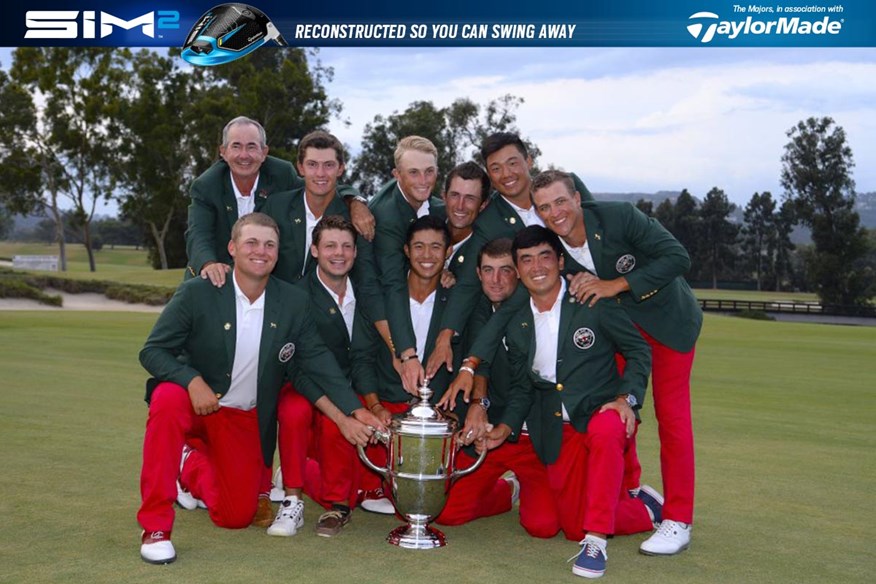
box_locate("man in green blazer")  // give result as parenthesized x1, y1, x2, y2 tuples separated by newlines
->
(427, 132, 593, 384)
(185, 117, 374, 284)
(259, 130, 383, 321)
(367, 136, 446, 391)
(484, 226, 657, 579)
(530, 170, 702, 557)
(138, 213, 384, 565)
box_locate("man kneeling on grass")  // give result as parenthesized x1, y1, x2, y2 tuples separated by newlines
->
(136, 213, 384, 565)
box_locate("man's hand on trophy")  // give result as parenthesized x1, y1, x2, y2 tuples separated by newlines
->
(476, 423, 509, 454)
(458, 406, 488, 446)
(352, 408, 388, 443)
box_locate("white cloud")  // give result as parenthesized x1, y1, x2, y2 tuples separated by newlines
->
(320, 48, 876, 205)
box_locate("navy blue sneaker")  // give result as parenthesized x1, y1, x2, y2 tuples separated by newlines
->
(637, 484, 664, 527)
(570, 536, 607, 579)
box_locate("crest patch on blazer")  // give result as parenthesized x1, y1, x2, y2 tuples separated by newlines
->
(278, 342, 296, 363)
(615, 254, 636, 274)
(573, 327, 595, 350)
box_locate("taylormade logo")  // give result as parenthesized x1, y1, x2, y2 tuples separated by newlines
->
(687, 11, 842, 43)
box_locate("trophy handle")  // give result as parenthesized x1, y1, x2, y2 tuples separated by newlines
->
(450, 446, 487, 479)
(357, 443, 390, 479)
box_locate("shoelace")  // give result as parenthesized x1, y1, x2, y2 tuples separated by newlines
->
(276, 500, 304, 521)
(319, 509, 348, 522)
(147, 531, 166, 541)
(654, 520, 687, 538)
(566, 540, 604, 563)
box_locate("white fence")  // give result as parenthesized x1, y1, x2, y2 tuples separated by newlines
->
(12, 255, 59, 272)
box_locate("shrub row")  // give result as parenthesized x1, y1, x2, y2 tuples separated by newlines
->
(0, 268, 173, 306)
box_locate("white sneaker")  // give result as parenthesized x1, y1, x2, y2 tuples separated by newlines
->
(140, 530, 176, 565)
(639, 519, 691, 555)
(266, 496, 304, 537)
(359, 488, 395, 515)
(504, 474, 521, 505)
(270, 466, 285, 503)
(176, 446, 206, 510)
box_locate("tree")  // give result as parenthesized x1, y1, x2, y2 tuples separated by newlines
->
(10, 48, 132, 272)
(673, 189, 700, 257)
(741, 192, 777, 291)
(697, 187, 739, 289)
(181, 48, 342, 172)
(780, 116, 873, 305)
(0, 68, 63, 264)
(769, 199, 796, 291)
(635, 199, 654, 217)
(114, 50, 193, 269)
(350, 95, 539, 197)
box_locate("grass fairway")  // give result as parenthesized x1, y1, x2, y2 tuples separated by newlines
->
(0, 312, 874, 583)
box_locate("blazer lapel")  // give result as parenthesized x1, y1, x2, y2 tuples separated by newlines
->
(310, 272, 351, 344)
(222, 169, 239, 224)
(424, 287, 448, 357)
(493, 196, 524, 232)
(583, 207, 606, 275)
(288, 193, 308, 274)
(219, 284, 237, 371)
(557, 290, 578, 380)
(258, 280, 281, 380)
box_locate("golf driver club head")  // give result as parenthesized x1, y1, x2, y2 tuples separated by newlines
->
(181, 3, 288, 66)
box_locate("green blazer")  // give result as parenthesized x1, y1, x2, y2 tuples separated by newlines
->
(504, 286, 651, 465)
(565, 201, 703, 353)
(260, 187, 383, 322)
(440, 173, 593, 335)
(369, 179, 446, 355)
(185, 156, 298, 279)
(139, 275, 362, 466)
(351, 285, 452, 404)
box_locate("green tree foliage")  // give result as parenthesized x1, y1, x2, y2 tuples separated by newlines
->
(114, 50, 193, 269)
(635, 199, 653, 216)
(780, 116, 873, 305)
(741, 192, 777, 291)
(350, 95, 540, 197)
(0, 68, 65, 266)
(10, 48, 132, 272)
(697, 187, 739, 289)
(180, 48, 342, 172)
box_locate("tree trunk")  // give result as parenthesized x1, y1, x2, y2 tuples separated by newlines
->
(83, 223, 96, 272)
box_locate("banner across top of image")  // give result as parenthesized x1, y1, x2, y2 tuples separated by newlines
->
(6, 1, 875, 51)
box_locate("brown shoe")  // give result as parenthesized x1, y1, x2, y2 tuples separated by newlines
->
(315, 509, 351, 537)
(251, 496, 274, 528)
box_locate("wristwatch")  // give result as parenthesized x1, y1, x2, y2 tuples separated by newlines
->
(623, 394, 637, 408)
(473, 397, 491, 411)
(352, 194, 368, 205)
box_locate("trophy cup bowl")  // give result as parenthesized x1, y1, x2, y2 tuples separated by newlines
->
(357, 382, 487, 549)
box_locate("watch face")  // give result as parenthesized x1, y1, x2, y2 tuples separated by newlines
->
(480, 398, 491, 409)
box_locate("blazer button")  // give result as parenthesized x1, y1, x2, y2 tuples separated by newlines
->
(556, 383, 563, 391)
(226, 373, 231, 378)
(554, 411, 562, 417)
(214, 393, 222, 399)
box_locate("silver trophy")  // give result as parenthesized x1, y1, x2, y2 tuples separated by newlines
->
(357, 380, 487, 549)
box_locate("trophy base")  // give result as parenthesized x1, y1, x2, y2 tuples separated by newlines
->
(387, 523, 447, 549)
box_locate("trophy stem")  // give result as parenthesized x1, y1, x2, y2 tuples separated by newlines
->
(387, 519, 447, 549)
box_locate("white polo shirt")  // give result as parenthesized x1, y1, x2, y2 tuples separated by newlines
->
(232, 175, 260, 219)
(220, 273, 265, 411)
(503, 196, 544, 228)
(302, 196, 321, 275)
(530, 279, 570, 422)
(410, 289, 437, 359)
(399, 186, 431, 218)
(560, 238, 598, 275)
(317, 269, 356, 339)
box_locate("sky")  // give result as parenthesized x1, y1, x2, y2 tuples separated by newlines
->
(2, 46, 875, 214)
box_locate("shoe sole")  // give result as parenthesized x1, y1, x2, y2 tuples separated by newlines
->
(639, 543, 690, 556)
(571, 566, 604, 578)
(141, 553, 176, 565)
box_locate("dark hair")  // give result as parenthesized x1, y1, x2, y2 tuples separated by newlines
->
(511, 226, 564, 264)
(231, 212, 279, 241)
(443, 161, 490, 203)
(312, 215, 356, 247)
(480, 132, 528, 164)
(531, 170, 575, 198)
(405, 215, 450, 248)
(478, 237, 513, 268)
(297, 130, 345, 165)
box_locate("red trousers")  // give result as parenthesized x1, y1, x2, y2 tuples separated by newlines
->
(138, 382, 263, 532)
(436, 434, 557, 537)
(548, 413, 654, 541)
(303, 409, 363, 508)
(276, 384, 314, 491)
